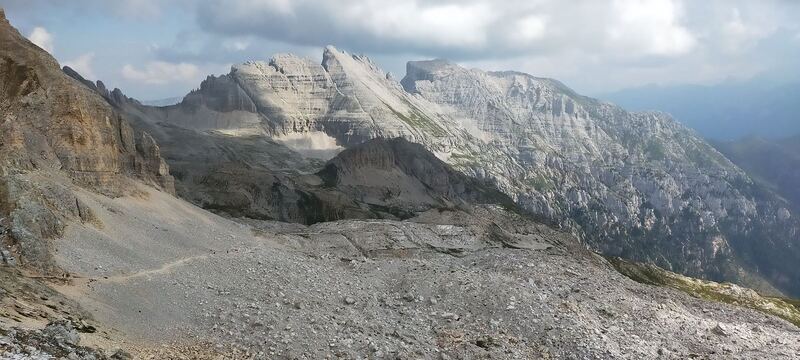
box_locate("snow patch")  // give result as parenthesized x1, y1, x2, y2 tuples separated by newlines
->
(215, 128, 265, 136)
(456, 116, 493, 142)
(274, 132, 344, 160)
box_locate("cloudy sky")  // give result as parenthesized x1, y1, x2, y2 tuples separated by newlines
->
(3, 0, 799, 100)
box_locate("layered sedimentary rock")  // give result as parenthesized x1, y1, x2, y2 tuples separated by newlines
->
(225, 47, 455, 146)
(0, 9, 173, 271)
(141, 46, 502, 157)
(0, 14, 173, 192)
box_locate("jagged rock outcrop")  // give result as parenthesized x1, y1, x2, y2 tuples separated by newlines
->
(0, 9, 174, 272)
(219, 47, 458, 145)
(0, 13, 173, 192)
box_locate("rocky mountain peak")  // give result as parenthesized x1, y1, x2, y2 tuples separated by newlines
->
(150, 45, 475, 148)
(265, 53, 315, 75)
(401, 59, 459, 93)
(62, 66, 141, 109)
(320, 45, 348, 73)
(0, 13, 172, 193)
(320, 45, 404, 94)
(398, 55, 800, 296)
(404, 59, 578, 107)
(322, 45, 381, 73)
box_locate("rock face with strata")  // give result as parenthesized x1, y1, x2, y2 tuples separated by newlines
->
(226, 47, 451, 145)
(0, 9, 174, 272)
(151, 46, 499, 156)
(0, 15, 173, 192)
(55, 81, 514, 224)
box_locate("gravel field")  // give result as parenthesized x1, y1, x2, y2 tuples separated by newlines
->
(40, 186, 800, 359)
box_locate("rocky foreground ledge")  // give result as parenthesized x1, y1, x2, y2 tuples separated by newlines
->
(2, 187, 799, 359)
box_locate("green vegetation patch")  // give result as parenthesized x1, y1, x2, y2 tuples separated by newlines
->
(608, 257, 800, 328)
(449, 152, 481, 166)
(646, 139, 667, 161)
(526, 174, 554, 192)
(384, 101, 448, 137)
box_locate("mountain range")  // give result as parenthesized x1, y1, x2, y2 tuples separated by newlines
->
(59, 46, 800, 297)
(2, 7, 800, 358)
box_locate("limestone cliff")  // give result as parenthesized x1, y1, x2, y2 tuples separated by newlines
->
(0, 9, 174, 272)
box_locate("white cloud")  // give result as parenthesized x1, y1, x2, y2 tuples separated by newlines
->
(121, 61, 201, 85)
(514, 15, 548, 44)
(197, 0, 706, 59)
(64, 53, 96, 80)
(608, 0, 696, 56)
(28, 27, 54, 53)
(203, 0, 498, 51)
(720, 8, 774, 53)
(114, 0, 163, 19)
(11, 0, 798, 96)
(360, 2, 495, 48)
(223, 39, 251, 52)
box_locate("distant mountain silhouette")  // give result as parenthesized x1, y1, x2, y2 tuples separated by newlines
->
(601, 80, 800, 140)
(713, 135, 800, 212)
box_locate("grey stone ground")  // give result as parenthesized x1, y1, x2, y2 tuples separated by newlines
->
(32, 187, 800, 359)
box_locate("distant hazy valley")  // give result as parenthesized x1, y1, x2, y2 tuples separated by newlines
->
(713, 135, 800, 212)
(602, 80, 800, 140)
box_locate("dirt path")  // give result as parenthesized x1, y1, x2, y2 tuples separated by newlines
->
(52, 253, 213, 301)
(94, 254, 210, 284)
